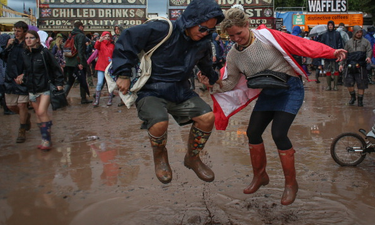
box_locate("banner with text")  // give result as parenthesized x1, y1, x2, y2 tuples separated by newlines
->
(38, 8, 146, 30)
(307, 0, 347, 13)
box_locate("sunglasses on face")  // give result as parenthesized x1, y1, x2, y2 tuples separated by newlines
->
(25, 37, 36, 40)
(198, 25, 216, 34)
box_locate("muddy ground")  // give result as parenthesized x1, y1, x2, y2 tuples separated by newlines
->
(1, 80, 375, 225)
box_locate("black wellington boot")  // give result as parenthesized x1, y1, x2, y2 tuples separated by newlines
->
(348, 91, 356, 105)
(357, 95, 364, 107)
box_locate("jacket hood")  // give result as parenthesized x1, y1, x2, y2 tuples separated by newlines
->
(176, 0, 224, 31)
(114, 23, 125, 33)
(101, 31, 112, 38)
(327, 20, 335, 30)
(291, 26, 302, 36)
(353, 25, 362, 35)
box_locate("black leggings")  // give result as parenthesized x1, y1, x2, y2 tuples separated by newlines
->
(247, 111, 296, 150)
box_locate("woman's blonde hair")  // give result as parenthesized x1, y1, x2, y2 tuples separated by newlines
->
(220, 8, 249, 34)
(55, 36, 63, 50)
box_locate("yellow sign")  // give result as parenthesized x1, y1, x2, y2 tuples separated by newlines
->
(304, 13, 363, 27)
(0, 0, 7, 16)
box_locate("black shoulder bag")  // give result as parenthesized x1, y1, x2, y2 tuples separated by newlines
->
(41, 50, 68, 110)
(247, 70, 290, 89)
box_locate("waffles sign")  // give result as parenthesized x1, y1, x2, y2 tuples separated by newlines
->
(307, 0, 347, 12)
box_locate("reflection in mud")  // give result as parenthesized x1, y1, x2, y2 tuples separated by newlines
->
(1, 82, 375, 224)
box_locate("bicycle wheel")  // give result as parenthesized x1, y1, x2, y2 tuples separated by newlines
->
(330, 133, 367, 166)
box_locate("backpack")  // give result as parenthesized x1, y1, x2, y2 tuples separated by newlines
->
(63, 34, 77, 58)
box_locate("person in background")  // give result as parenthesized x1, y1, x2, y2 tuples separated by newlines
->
(93, 31, 115, 107)
(51, 34, 65, 78)
(320, 20, 343, 91)
(336, 23, 350, 85)
(64, 21, 93, 104)
(49, 33, 64, 51)
(0, 33, 15, 115)
(364, 26, 375, 84)
(339, 25, 372, 107)
(112, 24, 123, 43)
(0, 21, 31, 143)
(15, 30, 64, 150)
(205, 8, 346, 205)
(112, 0, 224, 184)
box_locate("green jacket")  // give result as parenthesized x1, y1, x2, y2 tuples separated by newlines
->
(65, 28, 87, 68)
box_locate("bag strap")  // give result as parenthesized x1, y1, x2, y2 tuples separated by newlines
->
(144, 17, 173, 57)
(40, 50, 52, 84)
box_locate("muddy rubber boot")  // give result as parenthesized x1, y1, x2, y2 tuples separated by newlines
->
(357, 95, 364, 107)
(348, 91, 356, 105)
(39, 121, 52, 151)
(243, 143, 270, 194)
(325, 74, 331, 90)
(16, 127, 26, 143)
(279, 148, 298, 205)
(149, 132, 172, 184)
(80, 88, 92, 104)
(93, 91, 101, 107)
(107, 93, 113, 106)
(184, 126, 214, 182)
(333, 75, 338, 91)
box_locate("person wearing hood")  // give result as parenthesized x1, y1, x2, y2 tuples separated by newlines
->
(15, 30, 64, 150)
(320, 20, 343, 90)
(112, 24, 123, 43)
(93, 31, 115, 107)
(64, 21, 92, 104)
(339, 25, 373, 107)
(0, 21, 31, 143)
(112, 0, 224, 184)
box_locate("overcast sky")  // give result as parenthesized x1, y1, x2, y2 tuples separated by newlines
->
(7, 0, 168, 16)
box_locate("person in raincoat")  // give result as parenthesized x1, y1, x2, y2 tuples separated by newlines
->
(204, 8, 346, 205)
(320, 20, 343, 91)
(92, 31, 115, 107)
(339, 25, 373, 107)
(112, 0, 224, 184)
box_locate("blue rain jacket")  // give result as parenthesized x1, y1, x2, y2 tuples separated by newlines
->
(112, 0, 224, 103)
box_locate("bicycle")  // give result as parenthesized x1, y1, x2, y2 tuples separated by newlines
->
(330, 123, 375, 166)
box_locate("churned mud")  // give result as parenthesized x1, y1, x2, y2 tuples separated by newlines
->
(1, 80, 375, 225)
